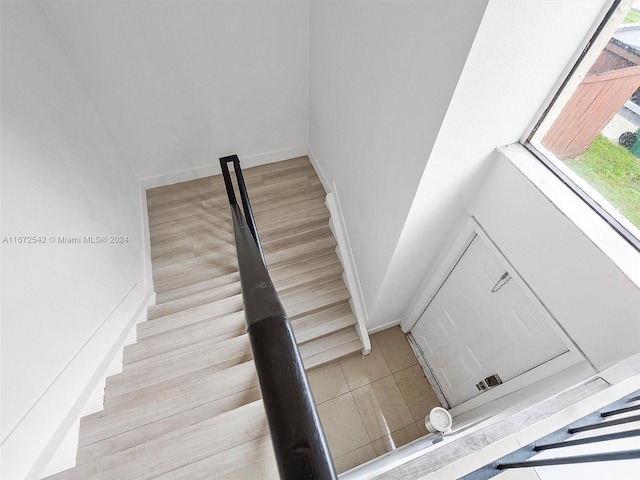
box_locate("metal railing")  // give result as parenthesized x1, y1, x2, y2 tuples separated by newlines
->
(219, 154, 337, 480)
(463, 389, 640, 479)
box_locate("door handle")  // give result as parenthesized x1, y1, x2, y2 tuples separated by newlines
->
(491, 271, 511, 293)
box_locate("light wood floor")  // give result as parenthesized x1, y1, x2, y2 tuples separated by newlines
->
(44, 156, 363, 479)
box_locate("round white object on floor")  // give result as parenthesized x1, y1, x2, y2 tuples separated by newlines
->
(425, 407, 452, 433)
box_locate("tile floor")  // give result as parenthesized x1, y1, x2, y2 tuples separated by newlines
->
(307, 326, 441, 474)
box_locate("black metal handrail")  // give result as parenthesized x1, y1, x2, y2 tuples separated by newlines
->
(463, 389, 640, 479)
(219, 155, 337, 480)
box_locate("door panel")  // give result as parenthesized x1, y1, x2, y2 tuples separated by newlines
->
(412, 234, 569, 407)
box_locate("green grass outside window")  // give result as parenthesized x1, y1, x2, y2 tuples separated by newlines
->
(566, 135, 640, 228)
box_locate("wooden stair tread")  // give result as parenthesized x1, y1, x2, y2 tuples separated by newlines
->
(137, 277, 349, 341)
(124, 311, 246, 365)
(155, 271, 240, 304)
(46, 400, 268, 480)
(77, 386, 263, 465)
(153, 434, 276, 480)
(110, 306, 356, 401)
(301, 327, 362, 370)
(148, 251, 342, 319)
(80, 361, 259, 446)
(125, 301, 353, 367)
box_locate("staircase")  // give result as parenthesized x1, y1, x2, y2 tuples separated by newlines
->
(45, 156, 364, 479)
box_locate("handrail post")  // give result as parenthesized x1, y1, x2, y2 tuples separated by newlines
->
(220, 154, 265, 264)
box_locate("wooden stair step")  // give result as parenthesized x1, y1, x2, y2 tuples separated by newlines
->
(151, 223, 333, 286)
(146, 180, 220, 210)
(199, 206, 331, 260)
(152, 262, 223, 294)
(148, 218, 230, 254)
(106, 334, 253, 403)
(263, 226, 337, 269)
(111, 303, 355, 401)
(282, 278, 350, 318)
(46, 400, 268, 480)
(291, 303, 356, 344)
(153, 244, 237, 277)
(226, 182, 326, 216)
(148, 201, 206, 227)
(79, 319, 358, 461)
(154, 434, 276, 480)
(124, 311, 245, 366)
(125, 300, 352, 368)
(137, 294, 244, 340)
(148, 281, 241, 319)
(203, 186, 326, 221)
(77, 385, 262, 465)
(149, 209, 228, 242)
(149, 251, 342, 320)
(79, 361, 258, 448)
(155, 270, 240, 304)
(138, 277, 349, 341)
(301, 327, 362, 370)
(270, 252, 342, 294)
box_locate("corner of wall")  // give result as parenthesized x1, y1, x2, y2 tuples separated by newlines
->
(307, 146, 332, 195)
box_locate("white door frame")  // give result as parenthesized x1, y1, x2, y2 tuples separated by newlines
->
(404, 217, 586, 416)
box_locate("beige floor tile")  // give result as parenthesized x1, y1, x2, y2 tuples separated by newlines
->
(373, 326, 417, 373)
(352, 375, 415, 442)
(394, 363, 441, 423)
(316, 392, 370, 458)
(339, 336, 391, 390)
(371, 423, 422, 456)
(307, 361, 350, 405)
(333, 444, 377, 474)
(416, 419, 430, 437)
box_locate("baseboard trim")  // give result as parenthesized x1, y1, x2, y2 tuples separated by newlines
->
(368, 319, 401, 335)
(140, 145, 308, 189)
(325, 188, 371, 355)
(3, 287, 153, 480)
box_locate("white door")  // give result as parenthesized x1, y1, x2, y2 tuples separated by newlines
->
(411, 234, 573, 408)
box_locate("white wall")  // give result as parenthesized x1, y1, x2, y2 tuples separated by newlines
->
(309, 0, 489, 318)
(1, 3, 150, 478)
(311, 0, 611, 330)
(469, 148, 640, 371)
(41, 0, 310, 186)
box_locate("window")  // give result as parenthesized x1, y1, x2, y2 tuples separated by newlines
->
(527, 0, 640, 250)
